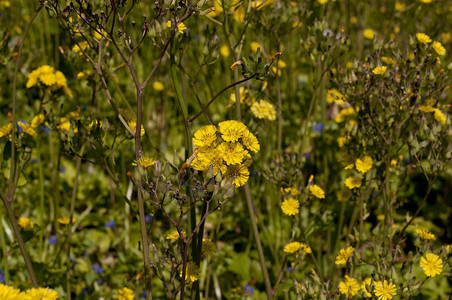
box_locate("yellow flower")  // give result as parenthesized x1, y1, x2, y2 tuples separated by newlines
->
(345, 176, 362, 189)
(419, 105, 435, 113)
(433, 109, 446, 125)
(361, 278, 372, 297)
(224, 163, 249, 187)
(381, 57, 395, 65)
(18, 217, 33, 230)
(72, 41, 89, 54)
(128, 120, 145, 136)
(26, 65, 70, 96)
(250, 42, 261, 52)
(363, 29, 375, 40)
(0, 123, 12, 138)
(166, 21, 186, 33)
(117, 287, 135, 300)
(58, 216, 76, 225)
(317, 0, 328, 4)
(218, 142, 248, 165)
(24, 287, 59, 300)
(250, 100, 276, 120)
(337, 136, 347, 148)
(415, 229, 435, 240)
(395, 2, 406, 11)
(193, 125, 217, 148)
(416, 33, 432, 44)
(153, 81, 164, 91)
(420, 253, 443, 277)
(326, 88, 345, 104)
(284, 242, 302, 253)
(419, 0, 433, 3)
(220, 45, 230, 57)
(339, 276, 360, 296)
(180, 262, 199, 283)
(166, 230, 186, 240)
(0, 284, 22, 299)
(299, 243, 312, 253)
(193, 148, 226, 175)
(132, 156, 157, 169)
(241, 130, 260, 153)
(335, 107, 355, 122)
(284, 187, 300, 196)
(374, 280, 397, 300)
(17, 122, 37, 137)
(309, 184, 325, 199)
(432, 41, 446, 56)
(202, 239, 217, 258)
(355, 156, 373, 173)
(372, 66, 387, 75)
(30, 114, 45, 128)
(281, 198, 299, 216)
(218, 120, 247, 142)
(335, 246, 354, 265)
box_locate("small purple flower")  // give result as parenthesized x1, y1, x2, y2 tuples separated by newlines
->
(49, 234, 57, 245)
(41, 126, 51, 134)
(286, 266, 294, 272)
(30, 158, 38, 164)
(92, 263, 104, 274)
(141, 291, 146, 299)
(97, 278, 104, 285)
(82, 288, 89, 295)
(145, 215, 152, 223)
(59, 167, 66, 173)
(313, 122, 324, 133)
(105, 220, 116, 228)
(243, 284, 254, 296)
(0, 270, 5, 283)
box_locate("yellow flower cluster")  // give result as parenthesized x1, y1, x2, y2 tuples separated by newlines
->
(415, 228, 435, 240)
(283, 242, 311, 254)
(132, 156, 157, 169)
(339, 275, 360, 296)
(281, 198, 299, 216)
(309, 184, 325, 199)
(190, 120, 259, 187)
(420, 253, 443, 277)
(326, 88, 345, 104)
(345, 176, 362, 189)
(335, 246, 354, 264)
(0, 123, 12, 138)
(26, 65, 72, 96)
(355, 156, 373, 173)
(166, 20, 187, 33)
(250, 100, 277, 120)
(372, 66, 387, 75)
(418, 100, 447, 125)
(117, 287, 135, 300)
(18, 217, 33, 230)
(415, 33, 446, 55)
(0, 284, 58, 300)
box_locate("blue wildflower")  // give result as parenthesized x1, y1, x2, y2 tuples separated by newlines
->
(145, 215, 152, 223)
(243, 284, 254, 296)
(49, 234, 57, 245)
(92, 263, 104, 274)
(313, 122, 324, 133)
(105, 220, 116, 228)
(0, 270, 5, 283)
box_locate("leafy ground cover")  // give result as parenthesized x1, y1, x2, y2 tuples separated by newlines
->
(0, 0, 451, 299)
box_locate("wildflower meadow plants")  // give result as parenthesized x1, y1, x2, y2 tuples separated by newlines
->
(0, 0, 451, 299)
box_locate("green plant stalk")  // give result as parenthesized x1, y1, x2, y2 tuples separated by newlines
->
(38, 138, 45, 258)
(0, 219, 9, 283)
(0, 190, 38, 287)
(66, 144, 85, 300)
(242, 185, 273, 299)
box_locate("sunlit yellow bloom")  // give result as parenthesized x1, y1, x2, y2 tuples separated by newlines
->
(335, 108, 355, 122)
(317, 0, 328, 4)
(284, 187, 300, 196)
(58, 216, 76, 225)
(167, 20, 186, 33)
(0, 284, 22, 300)
(337, 136, 347, 147)
(363, 29, 375, 39)
(30, 114, 45, 128)
(420, 253, 443, 277)
(26, 65, 71, 95)
(395, 2, 406, 11)
(361, 278, 372, 297)
(339, 276, 360, 296)
(224, 163, 249, 187)
(24, 287, 59, 300)
(250, 42, 261, 52)
(433, 109, 446, 125)
(18, 217, 33, 230)
(381, 57, 395, 65)
(284, 242, 302, 253)
(374, 280, 397, 300)
(72, 41, 89, 54)
(0, 123, 12, 138)
(116, 287, 134, 300)
(335, 246, 354, 264)
(166, 230, 186, 240)
(345, 176, 362, 189)
(326, 88, 345, 104)
(153, 81, 164, 91)
(355, 156, 373, 173)
(281, 198, 299, 216)
(345, 164, 354, 170)
(218, 120, 247, 142)
(132, 156, 157, 169)
(220, 45, 230, 57)
(180, 262, 199, 283)
(309, 184, 325, 199)
(372, 66, 387, 75)
(419, 0, 433, 3)
(193, 125, 217, 148)
(250, 100, 276, 120)
(432, 41, 446, 56)
(419, 105, 435, 113)
(128, 120, 145, 136)
(415, 228, 435, 240)
(218, 142, 248, 165)
(18, 122, 37, 137)
(241, 130, 260, 153)
(416, 33, 432, 44)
